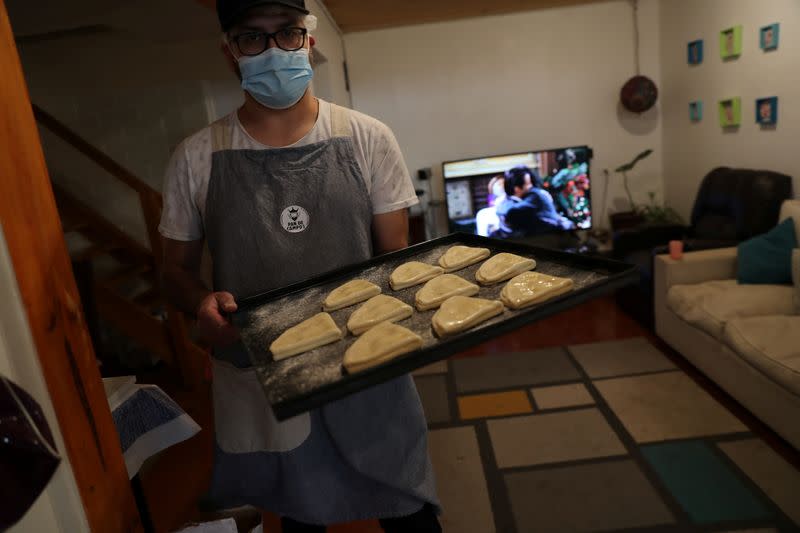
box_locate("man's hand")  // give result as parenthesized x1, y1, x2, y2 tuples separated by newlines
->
(161, 238, 240, 348)
(196, 291, 240, 348)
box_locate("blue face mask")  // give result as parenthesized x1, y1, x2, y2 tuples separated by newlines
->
(238, 48, 313, 110)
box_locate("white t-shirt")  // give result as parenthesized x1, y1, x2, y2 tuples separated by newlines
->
(158, 99, 418, 242)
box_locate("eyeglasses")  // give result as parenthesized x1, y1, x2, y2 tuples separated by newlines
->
(230, 27, 308, 56)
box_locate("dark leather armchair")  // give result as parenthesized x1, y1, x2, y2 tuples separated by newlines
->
(614, 167, 794, 327)
(685, 166, 793, 245)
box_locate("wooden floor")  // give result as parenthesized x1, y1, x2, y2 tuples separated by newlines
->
(140, 295, 799, 533)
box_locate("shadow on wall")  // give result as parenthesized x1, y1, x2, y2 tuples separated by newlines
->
(617, 101, 659, 136)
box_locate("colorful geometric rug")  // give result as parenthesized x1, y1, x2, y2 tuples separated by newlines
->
(412, 337, 800, 532)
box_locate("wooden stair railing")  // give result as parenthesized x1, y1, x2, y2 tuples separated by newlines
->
(33, 103, 208, 388)
(33, 104, 165, 256)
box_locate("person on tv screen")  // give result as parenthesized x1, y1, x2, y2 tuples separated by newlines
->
(546, 149, 591, 227)
(690, 43, 699, 63)
(494, 165, 575, 237)
(486, 175, 506, 207)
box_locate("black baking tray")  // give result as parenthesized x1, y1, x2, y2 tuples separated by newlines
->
(234, 233, 638, 420)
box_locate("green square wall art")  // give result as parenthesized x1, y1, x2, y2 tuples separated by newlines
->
(720, 26, 743, 59)
(719, 98, 741, 127)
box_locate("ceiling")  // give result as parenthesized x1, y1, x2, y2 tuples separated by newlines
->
(7, 0, 217, 43)
(6, 0, 611, 39)
(322, 0, 610, 33)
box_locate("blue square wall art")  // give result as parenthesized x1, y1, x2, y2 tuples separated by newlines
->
(690, 101, 703, 122)
(688, 39, 704, 64)
(761, 23, 780, 51)
(756, 97, 778, 125)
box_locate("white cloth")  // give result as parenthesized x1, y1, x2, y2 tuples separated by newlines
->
(211, 359, 310, 453)
(159, 99, 418, 241)
(174, 518, 238, 533)
(104, 379, 201, 479)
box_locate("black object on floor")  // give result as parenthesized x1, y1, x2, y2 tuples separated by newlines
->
(131, 474, 156, 533)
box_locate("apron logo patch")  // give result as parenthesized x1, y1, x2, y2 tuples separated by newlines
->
(280, 205, 310, 233)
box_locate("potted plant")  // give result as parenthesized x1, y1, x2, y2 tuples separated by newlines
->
(609, 149, 651, 231)
(638, 192, 683, 225)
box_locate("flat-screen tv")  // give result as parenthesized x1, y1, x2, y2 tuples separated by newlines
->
(443, 146, 592, 239)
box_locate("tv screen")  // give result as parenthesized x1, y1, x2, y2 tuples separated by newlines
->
(442, 146, 592, 239)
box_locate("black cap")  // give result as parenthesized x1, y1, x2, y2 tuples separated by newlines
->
(217, 0, 309, 31)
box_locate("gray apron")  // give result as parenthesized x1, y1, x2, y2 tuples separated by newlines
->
(203, 103, 439, 524)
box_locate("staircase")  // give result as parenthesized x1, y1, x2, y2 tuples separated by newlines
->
(34, 104, 208, 387)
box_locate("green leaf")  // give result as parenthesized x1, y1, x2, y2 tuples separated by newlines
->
(615, 149, 653, 173)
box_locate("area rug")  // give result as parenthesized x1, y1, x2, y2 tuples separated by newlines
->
(413, 337, 800, 533)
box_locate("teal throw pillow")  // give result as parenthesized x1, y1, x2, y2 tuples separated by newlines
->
(737, 218, 797, 284)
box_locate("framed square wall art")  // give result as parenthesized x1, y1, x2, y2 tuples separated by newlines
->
(760, 23, 780, 51)
(719, 97, 741, 127)
(720, 26, 743, 59)
(688, 39, 704, 64)
(689, 101, 703, 122)
(756, 96, 778, 125)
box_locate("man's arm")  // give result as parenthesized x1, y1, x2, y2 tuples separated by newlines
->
(161, 237, 238, 346)
(372, 208, 409, 255)
(161, 237, 210, 315)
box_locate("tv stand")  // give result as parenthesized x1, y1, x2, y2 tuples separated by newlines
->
(510, 231, 602, 255)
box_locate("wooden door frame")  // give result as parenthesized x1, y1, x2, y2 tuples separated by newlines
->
(0, 2, 142, 531)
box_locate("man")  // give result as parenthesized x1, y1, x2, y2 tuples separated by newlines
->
(759, 99, 774, 124)
(158, 1, 441, 531)
(763, 26, 775, 49)
(495, 166, 575, 237)
(690, 102, 700, 121)
(724, 29, 735, 57)
(550, 148, 589, 189)
(723, 100, 735, 125)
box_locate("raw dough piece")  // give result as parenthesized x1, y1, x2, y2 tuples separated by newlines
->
(500, 271, 575, 310)
(389, 261, 444, 290)
(322, 279, 381, 311)
(432, 295, 504, 337)
(438, 245, 491, 272)
(347, 294, 414, 335)
(475, 253, 536, 285)
(270, 312, 343, 360)
(415, 274, 480, 311)
(344, 321, 423, 373)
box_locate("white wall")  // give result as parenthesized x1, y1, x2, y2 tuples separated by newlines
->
(660, 0, 800, 219)
(344, 0, 663, 230)
(0, 226, 89, 533)
(307, 0, 350, 108)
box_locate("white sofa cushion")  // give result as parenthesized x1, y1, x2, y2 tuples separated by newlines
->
(793, 249, 800, 313)
(667, 280, 795, 340)
(779, 199, 800, 239)
(723, 316, 800, 396)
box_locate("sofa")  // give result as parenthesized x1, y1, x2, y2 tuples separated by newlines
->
(617, 167, 793, 328)
(654, 200, 800, 450)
